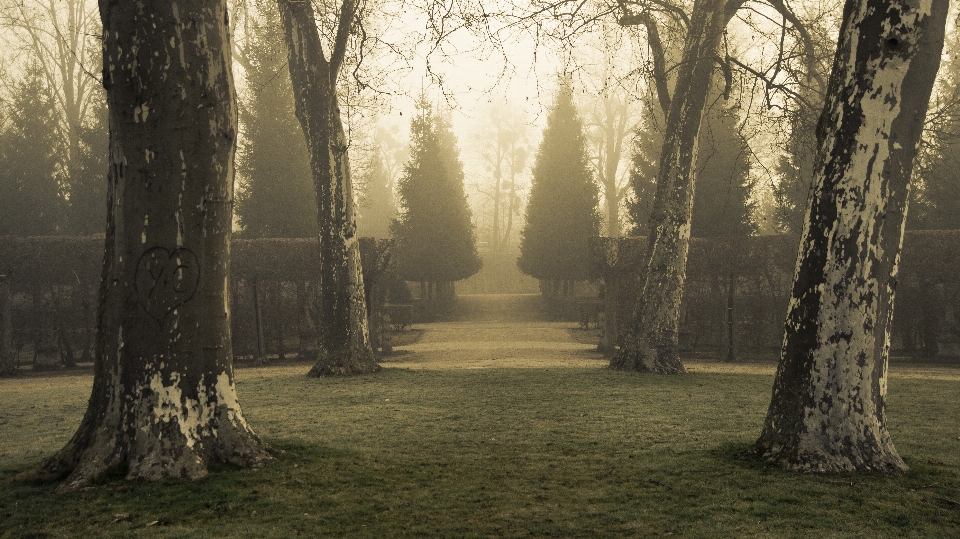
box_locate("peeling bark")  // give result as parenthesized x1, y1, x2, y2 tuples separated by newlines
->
(611, 0, 744, 374)
(754, 0, 948, 473)
(39, 0, 271, 490)
(278, 0, 378, 376)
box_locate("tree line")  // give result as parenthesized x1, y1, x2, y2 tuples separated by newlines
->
(0, 0, 956, 487)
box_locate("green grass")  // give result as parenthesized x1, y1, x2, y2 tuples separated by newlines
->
(2, 362, 960, 538)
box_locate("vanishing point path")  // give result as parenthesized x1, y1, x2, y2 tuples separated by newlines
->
(382, 294, 605, 370)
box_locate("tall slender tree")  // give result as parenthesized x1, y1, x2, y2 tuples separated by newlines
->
(235, 0, 315, 239)
(278, 0, 379, 376)
(41, 0, 271, 490)
(392, 98, 482, 296)
(517, 82, 600, 292)
(613, 0, 817, 373)
(909, 31, 960, 230)
(66, 92, 108, 236)
(754, 0, 948, 473)
(690, 100, 755, 238)
(0, 63, 65, 236)
(356, 146, 397, 239)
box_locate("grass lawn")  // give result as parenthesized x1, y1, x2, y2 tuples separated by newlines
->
(1, 360, 959, 538)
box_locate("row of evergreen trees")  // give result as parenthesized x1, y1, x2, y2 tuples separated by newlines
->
(0, 64, 107, 237)
(3, 9, 956, 298)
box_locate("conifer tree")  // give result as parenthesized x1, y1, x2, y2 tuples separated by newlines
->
(628, 92, 755, 238)
(236, 0, 315, 238)
(67, 94, 109, 236)
(0, 63, 64, 236)
(772, 90, 822, 234)
(691, 101, 755, 237)
(909, 33, 960, 230)
(357, 147, 397, 238)
(627, 103, 663, 238)
(517, 83, 599, 292)
(392, 99, 481, 299)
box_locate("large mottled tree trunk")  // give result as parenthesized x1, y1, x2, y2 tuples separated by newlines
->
(40, 0, 271, 490)
(611, 0, 744, 373)
(754, 0, 948, 473)
(278, 0, 378, 376)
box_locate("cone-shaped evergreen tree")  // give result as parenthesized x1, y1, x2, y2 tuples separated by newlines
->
(67, 94, 109, 236)
(0, 63, 65, 236)
(628, 90, 755, 238)
(690, 101, 756, 237)
(909, 36, 960, 229)
(235, 0, 315, 238)
(517, 83, 599, 284)
(392, 99, 481, 289)
(357, 147, 397, 238)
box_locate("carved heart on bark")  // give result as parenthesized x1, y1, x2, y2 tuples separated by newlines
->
(135, 246, 200, 327)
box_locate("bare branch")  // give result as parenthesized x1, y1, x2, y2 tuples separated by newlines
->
(728, 56, 813, 111)
(763, 0, 825, 93)
(329, 0, 358, 82)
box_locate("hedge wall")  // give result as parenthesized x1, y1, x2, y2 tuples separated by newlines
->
(2, 231, 958, 369)
(0, 236, 398, 370)
(592, 231, 960, 360)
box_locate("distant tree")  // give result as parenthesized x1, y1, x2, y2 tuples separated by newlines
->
(517, 83, 599, 295)
(2, 0, 101, 226)
(356, 146, 397, 238)
(909, 32, 960, 230)
(235, 0, 315, 239)
(66, 92, 108, 236)
(472, 100, 529, 252)
(691, 99, 755, 238)
(0, 63, 65, 236)
(627, 92, 755, 238)
(579, 34, 640, 240)
(392, 98, 482, 299)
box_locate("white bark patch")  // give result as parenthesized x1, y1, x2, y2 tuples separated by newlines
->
(134, 104, 150, 123)
(170, 3, 186, 67)
(146, 371, 220, 449)
(215, 372, 242, 423)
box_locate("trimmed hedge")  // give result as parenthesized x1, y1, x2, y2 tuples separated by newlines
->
(2, 231, 957, 368)
(0, 236, 399, 369)
(592, 231, 960, 360)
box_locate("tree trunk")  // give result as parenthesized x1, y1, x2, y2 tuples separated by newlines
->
(278, 0, 378, 377)
(725, 271, 736, 363)
(0, 275, 14, 376)
(611, 0, 744, 374)
(252, 278, 267, 365)
(273, 281, 285, 360)
(492, 158, 502, 250)
(40, 0, 271, 490)
(753, 0, 948, 473)
(603, 274, 619, 354)
(296, 281, 313, 358)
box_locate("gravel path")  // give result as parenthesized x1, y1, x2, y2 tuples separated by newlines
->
(381, 294, 605, 370)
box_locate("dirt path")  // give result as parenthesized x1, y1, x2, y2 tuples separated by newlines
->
(381, 294, 605, 370)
